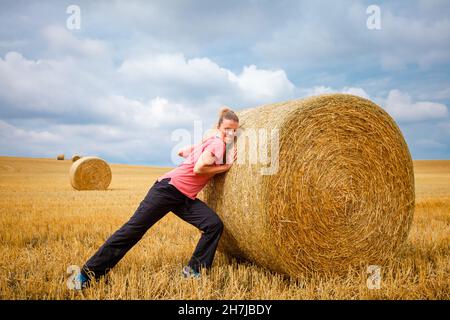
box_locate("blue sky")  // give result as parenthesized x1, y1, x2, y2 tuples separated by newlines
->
(0, 0, 449, 165)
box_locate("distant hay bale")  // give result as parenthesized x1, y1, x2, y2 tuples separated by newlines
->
(69, 156, 112, 190)
(56, 154, 64, 160)
(199, 94, 415, 276)
(72, 155, 81, 162)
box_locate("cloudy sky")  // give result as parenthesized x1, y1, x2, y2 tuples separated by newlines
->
(1, 0, 449, 166)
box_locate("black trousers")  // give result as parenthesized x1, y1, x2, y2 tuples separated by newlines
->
(81, 177, 224, 279)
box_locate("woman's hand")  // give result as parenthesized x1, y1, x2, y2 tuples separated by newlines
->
(224, 145, 237, 170)
(178, 144, 195, 158)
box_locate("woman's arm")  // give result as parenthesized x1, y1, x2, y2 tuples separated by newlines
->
(193, 146, 237, 175)
(194, 162, 231, 175)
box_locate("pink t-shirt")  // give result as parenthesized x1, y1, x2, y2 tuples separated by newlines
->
(157, 135, 226, 199)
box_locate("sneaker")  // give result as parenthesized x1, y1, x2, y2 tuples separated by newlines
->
(182, 266, 201, 279)
(72, 271, 90, 290)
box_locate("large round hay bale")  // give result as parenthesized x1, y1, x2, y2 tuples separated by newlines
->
(199, 94, 415, 276)
(69, 156, 112, 190)
(72, 155, 81, 162)
(56, 154, 65, 160)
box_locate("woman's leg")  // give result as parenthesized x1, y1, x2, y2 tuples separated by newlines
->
(81, 178, 185, 280)
(172, 198, 224, 273)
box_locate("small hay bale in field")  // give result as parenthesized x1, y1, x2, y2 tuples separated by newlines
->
(199, 93, 415, 276)
(56, 154, 64, 160)
(69, 156, 112, 190)
(72, 155, 82, 162)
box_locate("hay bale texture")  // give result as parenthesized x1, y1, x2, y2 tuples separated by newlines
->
(69, 156, 112, 190)
(56, 154, 64, 160)
(199, 94, 415, 275)
(72, 155, 81, 162)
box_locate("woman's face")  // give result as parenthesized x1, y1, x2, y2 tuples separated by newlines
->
(218, 119, 239, 144)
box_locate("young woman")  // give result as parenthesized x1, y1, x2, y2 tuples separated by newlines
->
(77, 108, 239, 287)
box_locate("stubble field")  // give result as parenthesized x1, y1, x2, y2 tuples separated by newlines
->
(0, 156, 448, 299)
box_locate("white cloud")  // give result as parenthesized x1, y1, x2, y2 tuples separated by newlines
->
(303, 86, 369, 99)
(0, 50, 206, 135)
(0, 118, 174, 165)
(92, 95, 199, 129)
(1, 0, 449, 163)
(379, 11, 450, 70)
(385, 89, 448, 122)
(0, 119, 61, 144)
(250, 2, 450, 71)
(228, 65, 295, 103)
(0, 51, 74, 114)
(118, 53, 232, 93)
(299, 86, 448, 126)
(0, 51, 107, 118)
(342, 87, 370, 99)
(0, 44, 295, 164)
(42, 25, 108, 58)
(119, 53, 295, 104)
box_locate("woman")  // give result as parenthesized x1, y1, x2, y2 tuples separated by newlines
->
(76, 108, 239, 288)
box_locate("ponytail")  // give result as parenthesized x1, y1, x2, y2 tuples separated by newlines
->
(217, 106, 239, 128)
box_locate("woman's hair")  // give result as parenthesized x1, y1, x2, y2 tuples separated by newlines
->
(217, 107, 239, 128)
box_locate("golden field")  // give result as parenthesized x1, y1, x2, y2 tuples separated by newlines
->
(0, 156, 448, 299)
